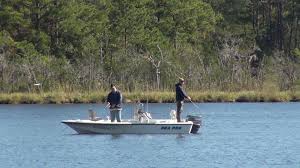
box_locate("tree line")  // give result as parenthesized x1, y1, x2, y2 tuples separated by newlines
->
(0, 0, 299, 93)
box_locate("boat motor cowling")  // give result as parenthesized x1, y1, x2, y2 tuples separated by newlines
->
(186, 115, 202, 134)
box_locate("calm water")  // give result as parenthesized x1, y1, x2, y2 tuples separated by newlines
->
(0, 103, 300, 168)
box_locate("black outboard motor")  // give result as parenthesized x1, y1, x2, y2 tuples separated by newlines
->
(186, 115, 202, 134)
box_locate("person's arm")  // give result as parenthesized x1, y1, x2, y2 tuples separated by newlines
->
(120, 93, 122, 103)
(106, 93, 111, 108)
(117, 92, 122, 107)
(180, 86, 191, 101)
(179, 86, 188, 98)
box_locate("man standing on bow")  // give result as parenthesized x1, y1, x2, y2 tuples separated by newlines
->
(107, 84, 122, 122)
(175, 78, 191, 122)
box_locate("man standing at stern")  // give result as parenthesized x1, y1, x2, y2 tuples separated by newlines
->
(175, 78, 191, 122)
(107, 84, 122, 122)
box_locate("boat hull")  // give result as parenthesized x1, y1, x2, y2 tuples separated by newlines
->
(62, 120, 193, 134)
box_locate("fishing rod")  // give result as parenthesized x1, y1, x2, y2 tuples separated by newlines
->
(187, 99, 203, 118)
(104, 103, 110, 120)
(190, 100, 201, 111)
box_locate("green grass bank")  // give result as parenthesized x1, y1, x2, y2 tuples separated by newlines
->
(0, 91, 300, 104)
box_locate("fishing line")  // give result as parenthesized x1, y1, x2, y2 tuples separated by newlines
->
(190, 100, 201, 111)
(188, 99, 202, 117)
(104, 104, 110, 120)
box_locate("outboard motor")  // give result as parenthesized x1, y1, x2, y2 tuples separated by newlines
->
(186, 115, 202, 134)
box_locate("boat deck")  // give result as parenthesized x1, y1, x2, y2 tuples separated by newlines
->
(62, 119, 193, 125)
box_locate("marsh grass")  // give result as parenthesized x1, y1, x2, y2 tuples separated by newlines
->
(0, 91, 299, 104)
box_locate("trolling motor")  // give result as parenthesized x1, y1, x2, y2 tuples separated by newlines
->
(186, 115, 202, 134)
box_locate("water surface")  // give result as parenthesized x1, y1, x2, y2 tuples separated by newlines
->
(0, 103, 300, 168)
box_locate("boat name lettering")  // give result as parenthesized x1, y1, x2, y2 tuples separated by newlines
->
(161, 126, 181, 130)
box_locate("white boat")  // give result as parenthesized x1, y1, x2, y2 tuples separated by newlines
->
(62, 104, 202, 134)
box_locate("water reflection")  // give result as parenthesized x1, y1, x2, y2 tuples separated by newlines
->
(111, 134, 122, 139)
(176, 134, 185, 139)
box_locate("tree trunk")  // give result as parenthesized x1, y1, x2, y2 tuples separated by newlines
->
(256, 0, 259, 34)
(1, 65, 3, 92)
(252, 0, 256, 32)
(50, 0, 59, 56)
(288, 0, 295, 54)
(268, 0, 273, 47)
(262, 1, 265, 28)
(100, 41, 104, 64)
(124, 28, 127, 54)
(275, 1, 283, 50)
(34, 0, 40, 31)
(278, 1, 283, 50)
(156, 67, 160, 90)
(88, 55, 92, 94)
(295, 18, 299, 48)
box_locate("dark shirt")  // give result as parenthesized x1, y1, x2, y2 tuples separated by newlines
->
(107, 90, 122, 109)
(175, 83, 188, 101)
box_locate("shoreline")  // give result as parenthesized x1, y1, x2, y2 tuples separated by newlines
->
(0, 91, 299, 104)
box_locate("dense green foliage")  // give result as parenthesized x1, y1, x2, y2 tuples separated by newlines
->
(0, 0, 299, 93)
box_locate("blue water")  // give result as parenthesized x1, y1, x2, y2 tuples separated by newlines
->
(0, 103, 300, 168)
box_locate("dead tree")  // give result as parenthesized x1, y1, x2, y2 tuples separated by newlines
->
(143, 45, 163, 90)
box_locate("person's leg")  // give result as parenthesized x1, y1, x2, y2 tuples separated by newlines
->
(110, 110, 116, 122)
(176, 101, 183, 122)
(116, 110, 121, 122)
